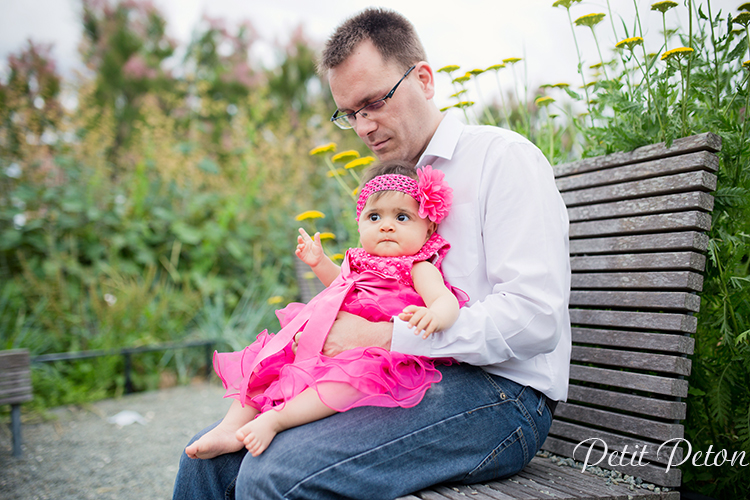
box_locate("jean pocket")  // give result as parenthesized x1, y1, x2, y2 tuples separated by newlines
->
(460, 426, 529, 484)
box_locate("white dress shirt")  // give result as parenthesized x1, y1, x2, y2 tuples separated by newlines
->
(391, 111, 572, 402)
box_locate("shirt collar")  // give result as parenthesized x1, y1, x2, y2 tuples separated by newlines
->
(417, 110, 464, 168)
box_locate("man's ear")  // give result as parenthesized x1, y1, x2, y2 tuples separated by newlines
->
(414, 61, 435, 100)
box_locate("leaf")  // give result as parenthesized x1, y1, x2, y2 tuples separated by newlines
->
(197, 157, 220, 174)
(171, 222, 203, 245)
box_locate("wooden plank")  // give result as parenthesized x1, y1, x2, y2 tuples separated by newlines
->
(554, 132, 721, 178)
(571, 346, 691, 376)
(570, 252, 706, 273)
(569, 211, 711, 238)
(514, 467, 592, 499)
(569, 309, 697, 334)
(556, 151, 719, 192)
(567, 385, 687, 420)
(567, 192, 714, 223)
(569, 365, 688, 397)
(0, 350, 31, 370)
(570, 232, 709, 255)
(549, 420, 683, 466)
(554, 404, 683, 442)
(569, 291, 701, 313)
(571, 271, 704, 292)
(561, 171, 716, 208)
(572, 327, 695, 355)
(478, 478, 562, 498)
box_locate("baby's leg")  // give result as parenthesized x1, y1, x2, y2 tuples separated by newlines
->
(185, 399, 259, 459)
(238, 388, 336, 457)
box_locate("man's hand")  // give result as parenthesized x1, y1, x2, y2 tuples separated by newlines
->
(322, 311, 393, 357)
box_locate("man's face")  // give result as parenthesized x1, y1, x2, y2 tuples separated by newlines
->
(328, 40, 434, 165)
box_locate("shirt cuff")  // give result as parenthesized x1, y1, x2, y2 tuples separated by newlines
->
(390, 317, 432, 357)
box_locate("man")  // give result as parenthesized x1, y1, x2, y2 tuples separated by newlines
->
(173, 8, 570, 499)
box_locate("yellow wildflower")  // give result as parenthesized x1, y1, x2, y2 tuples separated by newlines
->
(535, 96, 555, 107)
(309, 143, 336, 156)
(345, 156, 375, 169)
(267, 296, 284, 305)
(303, 271, 315, 280)
(744, 60, 750, 70)
(437, 65, 460, 73)
(352, 187, 360, 197)
(741, 3, 750, 12)
(615, 36, 644, 51)
(450, 89, 468, 98)
(661, 46, 694, 61)
(331, 253, 345, 261)
(733, 12, 750, 27)
(575, 13, 606, 28)
(319, 232, 336, 240)
(552, 82, 570, 88)
(552, 0, 582, 8)
(295, 210, 325, 221)
(331, 150, 360, 163)
(327, 168, 346, 177)
(467, 68, 485, 76)
(454, 101, 475, 109)
(486, 64, 505, 71)
(502, 57, 522, 64)
(439, 105, 453, 112)
(589, 62, 603, 69)
(650, 1, 678, 13)
(452, 75, 470, 84)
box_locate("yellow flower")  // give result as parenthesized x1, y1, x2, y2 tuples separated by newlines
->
(650, 1, 678, 13)
(345, 156, 375, 169)
(352, 187, 360, 197)
(486, 64, 505, 71)
(267, 296, 284, 305)
(330, 253, 344, 261)
(295, 210, 325, 221)
(450, 89, 468, 98)
(575, 13, 606, 28)
(661, 46, 694, 61)
(741, 3, 750, 12)
(552, 0, 582, 8)
(319, 232, 336, 240)
(439, 105, 453, 112)
(615, 36, 644, 51)
(743, 60, 750, 70)
(454, 101, 475, 109)
(452, 75, 470, 84)
(552, 82, 570, 88)
(535, 96, 555, 107)
(437, 65, 460, 73)
(303, 271, 315, 279)
(327, 168, 346, 177)
(309, 143, 336, 156)
(589, 62, 603, 69)
(502, 57, 522, 64)
(331, 150, 360, 163)
(733, 12, 750, 27)
(467, 68, 485, 76)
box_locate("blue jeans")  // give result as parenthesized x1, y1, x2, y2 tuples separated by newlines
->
(172, 363, 553, 500)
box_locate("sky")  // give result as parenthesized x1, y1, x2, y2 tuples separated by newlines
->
(0, 0, 741, 110)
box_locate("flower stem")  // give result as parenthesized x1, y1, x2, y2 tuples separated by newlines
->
(565, 6, 592, 124)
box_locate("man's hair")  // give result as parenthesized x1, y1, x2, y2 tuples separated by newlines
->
(319, 8, 427, 74)
(360, 160, 417, 187)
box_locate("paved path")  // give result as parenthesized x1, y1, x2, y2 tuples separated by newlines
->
(0, 383, 231, 500)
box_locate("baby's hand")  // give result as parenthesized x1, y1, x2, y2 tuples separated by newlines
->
(295, 228, 324, 268)
(398, 305, 440, 339)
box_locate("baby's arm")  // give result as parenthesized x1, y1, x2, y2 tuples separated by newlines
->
(295, 228, 341, 287)
(398, 260, 460, 339)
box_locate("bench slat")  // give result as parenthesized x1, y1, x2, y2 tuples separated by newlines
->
(569, 211, 711, 238)
(567, 191, 714, 223)
(567, 385, 686, 420)
(569, 309, 697, 333)
(572, 271, 704, 291)
(570, 232, 709, 255)
(556, 151, 718, 192)
(569, 365, 688, 397)
(0, 350, 31, 369)
(570, 291, 701, 312)
(554, 132, 721, 178)
(570, 252, 706, 273)
(571, 346, 691, 376)
(554, 403, 683, 442)
(561, 171, 716, 208)
(541, 437, 682, 488)
(572, 327, 695, 355)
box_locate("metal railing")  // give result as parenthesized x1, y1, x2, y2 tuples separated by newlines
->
(31, 340, 215, 393)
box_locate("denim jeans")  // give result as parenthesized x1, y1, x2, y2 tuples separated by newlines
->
(172, 363, 553, 500)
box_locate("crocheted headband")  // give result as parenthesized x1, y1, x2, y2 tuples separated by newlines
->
(356, 165, 453, 224)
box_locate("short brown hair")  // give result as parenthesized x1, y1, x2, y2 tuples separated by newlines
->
(319, 8, 427, 74)
(360, 160, 417, 187)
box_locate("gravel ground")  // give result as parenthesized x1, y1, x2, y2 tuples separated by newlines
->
(0, 382, 231, 500)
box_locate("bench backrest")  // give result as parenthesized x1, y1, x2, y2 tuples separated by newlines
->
(544, 133, 721, 487)
(0, 349, 33, 406)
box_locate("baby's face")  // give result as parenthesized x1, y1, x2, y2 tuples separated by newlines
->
(358, 191, 434, 257)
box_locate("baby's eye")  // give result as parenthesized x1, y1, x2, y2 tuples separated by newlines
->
(397, 214, 410, 222)
(368, 213, 381, 222)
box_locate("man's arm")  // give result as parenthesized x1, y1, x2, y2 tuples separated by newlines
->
(321, 311, 392, 357)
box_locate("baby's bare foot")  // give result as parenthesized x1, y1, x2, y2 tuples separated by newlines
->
(237, 415, 279, 457)
(185, 424, 245, 459)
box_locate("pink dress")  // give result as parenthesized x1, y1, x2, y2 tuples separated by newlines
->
(213, 233, 469, 413)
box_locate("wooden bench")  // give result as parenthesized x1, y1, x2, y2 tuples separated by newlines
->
(1, 349, 33, 457)
(398, 132, 721, 499)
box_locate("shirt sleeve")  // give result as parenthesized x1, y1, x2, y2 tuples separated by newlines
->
(391, 140, 571, 366)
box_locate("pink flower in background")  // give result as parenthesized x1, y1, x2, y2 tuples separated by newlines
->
(416, 165, 452, 224)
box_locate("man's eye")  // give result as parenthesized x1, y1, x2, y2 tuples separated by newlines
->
(362, 100, 386, 115)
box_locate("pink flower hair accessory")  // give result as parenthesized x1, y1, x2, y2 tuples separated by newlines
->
(356, 166, 453, 224)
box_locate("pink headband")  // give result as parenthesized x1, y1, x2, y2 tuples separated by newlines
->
(356, 165, 453, 224)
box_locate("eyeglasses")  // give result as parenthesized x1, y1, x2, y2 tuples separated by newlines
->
(330, 65, 416, 130)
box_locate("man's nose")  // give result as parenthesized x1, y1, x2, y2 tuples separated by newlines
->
(354, 114, 378, 138)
